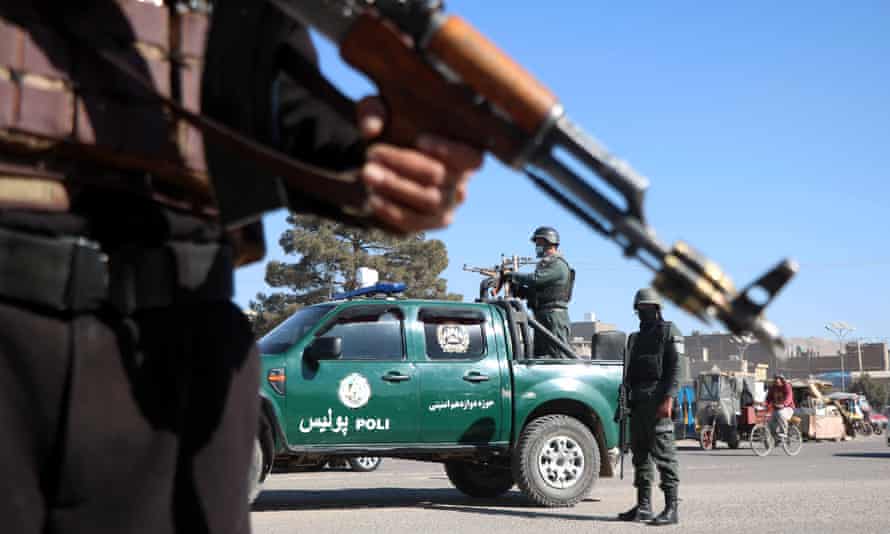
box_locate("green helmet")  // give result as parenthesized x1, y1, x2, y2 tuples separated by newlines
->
(531, 226, 559, 246)
(633, 288, 662, 309)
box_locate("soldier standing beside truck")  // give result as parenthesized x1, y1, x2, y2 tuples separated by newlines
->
(618, 288, 681, 526)
(504, 226, 575, 357)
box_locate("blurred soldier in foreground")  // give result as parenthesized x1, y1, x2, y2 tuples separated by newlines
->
(618, 288, 681, 525)
(0, 2, 480, 532)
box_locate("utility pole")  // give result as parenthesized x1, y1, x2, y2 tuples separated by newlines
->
(825, 321, 854, 392)
(856, 339, 863, 376)
(731, 333, 757, 374)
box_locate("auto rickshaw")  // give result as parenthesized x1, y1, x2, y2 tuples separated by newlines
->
(827, 392, 873, 437)
(789, 380, 845, 441)
(694, 370, 759, 449)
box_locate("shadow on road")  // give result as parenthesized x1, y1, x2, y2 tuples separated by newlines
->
(422, 503, 617, 522)
(253, 488, 607, 518)
(833, 452, 890, 459)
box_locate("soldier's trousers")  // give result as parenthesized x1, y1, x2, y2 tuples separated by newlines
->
(630, 399, 679, 492)
(0, 299, 259, 534)
(533, 308, 571, 357)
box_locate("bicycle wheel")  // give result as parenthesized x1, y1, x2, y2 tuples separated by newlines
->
(699, 426, 716, 450)
(782, 425, 803, 456)
(750, 423, 772, 457)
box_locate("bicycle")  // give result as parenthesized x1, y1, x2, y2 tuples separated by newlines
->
(749, 420, 802, 457)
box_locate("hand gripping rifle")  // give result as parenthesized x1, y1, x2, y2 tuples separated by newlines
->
(463, 255, 536, 299)
(257, 0, 797, 355)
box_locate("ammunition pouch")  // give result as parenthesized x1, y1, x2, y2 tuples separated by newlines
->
(0, 226, 233, 314)
(627, 323, 670, 385)
(0, 2, 214, 209)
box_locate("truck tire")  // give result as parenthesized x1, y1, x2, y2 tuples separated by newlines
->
(248, 436, 267, 504)
(512, 415, 599, 507)
(348, 456, 383, 472)
(445, 461, 514, 498)
(249, 419, 274, 505)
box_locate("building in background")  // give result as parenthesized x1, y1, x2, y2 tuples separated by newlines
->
(683, 333, 889, 383)
(569, 312, 616, 357)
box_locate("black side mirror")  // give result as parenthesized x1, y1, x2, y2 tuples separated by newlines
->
(305, 337, 342, 364)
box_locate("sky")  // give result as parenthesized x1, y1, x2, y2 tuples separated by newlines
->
(235, 1, 890, 345)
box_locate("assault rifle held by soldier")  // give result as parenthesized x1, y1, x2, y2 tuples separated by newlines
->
(231, 0, 797, 355)
(463, 255, 536, 300)
(60, 0, 795, 353)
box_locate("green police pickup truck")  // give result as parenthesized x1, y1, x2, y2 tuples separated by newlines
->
(251, 289, 622, 507)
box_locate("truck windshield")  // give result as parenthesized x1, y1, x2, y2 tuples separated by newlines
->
(257, 304, 335, 354)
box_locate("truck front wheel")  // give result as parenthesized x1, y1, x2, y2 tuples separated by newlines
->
(445, 461, 514, 498)
(512, 415, 599, 507)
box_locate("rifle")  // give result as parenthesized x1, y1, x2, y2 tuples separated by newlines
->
(242, 0, 797, 355)
(463, 255, 536, 299)
(615, 334, 631, 479)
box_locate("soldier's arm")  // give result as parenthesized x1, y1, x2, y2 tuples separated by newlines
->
(655, 328, 680, 401)
(513, 258, 566, 285)
(277, 24, 482, 233)
(275, 25, 369, 219)
(511, 271, 534, 284)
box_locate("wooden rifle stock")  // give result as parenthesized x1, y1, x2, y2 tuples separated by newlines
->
(340, 13, 550, 165)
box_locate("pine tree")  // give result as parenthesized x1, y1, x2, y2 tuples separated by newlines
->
(249, 215, 461, 335)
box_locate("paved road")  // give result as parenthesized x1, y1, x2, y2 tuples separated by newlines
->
(251, 437, 890, 534)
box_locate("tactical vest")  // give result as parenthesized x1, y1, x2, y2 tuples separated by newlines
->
(534, 255, 575, 308)
(0, 1, 213, 213)
(626, 321, 672, 386)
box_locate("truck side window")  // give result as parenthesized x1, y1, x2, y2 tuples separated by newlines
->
(257, 304, 336, 354)
(419, 308, 487, 361)
(319, 306, 405, 361)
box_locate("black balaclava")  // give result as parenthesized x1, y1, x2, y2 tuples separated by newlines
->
(638, 307, 660, 325)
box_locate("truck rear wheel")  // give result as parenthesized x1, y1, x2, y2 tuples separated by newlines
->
(249, 419, 274, 505)
(445, 461, 514, 498)
(512, 415, 599, 507)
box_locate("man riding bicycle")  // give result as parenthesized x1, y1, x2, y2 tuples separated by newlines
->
(762, 374, 795, 437)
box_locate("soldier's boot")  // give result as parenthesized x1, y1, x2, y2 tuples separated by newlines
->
(650, 488, 679, 526)
(617, 487, 654, 522)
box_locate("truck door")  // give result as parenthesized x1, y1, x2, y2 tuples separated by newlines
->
(286, 304, 419, 446)
(415, 307, 505, 444)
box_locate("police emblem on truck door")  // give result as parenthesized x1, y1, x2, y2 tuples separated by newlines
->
(437, 324, 471, 353)
(339, 373, 372, 409)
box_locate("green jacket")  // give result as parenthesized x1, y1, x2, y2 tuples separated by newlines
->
(512, 253, 573, 309)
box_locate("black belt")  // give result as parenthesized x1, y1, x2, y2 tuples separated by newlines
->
(0, 226, 233, 314)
